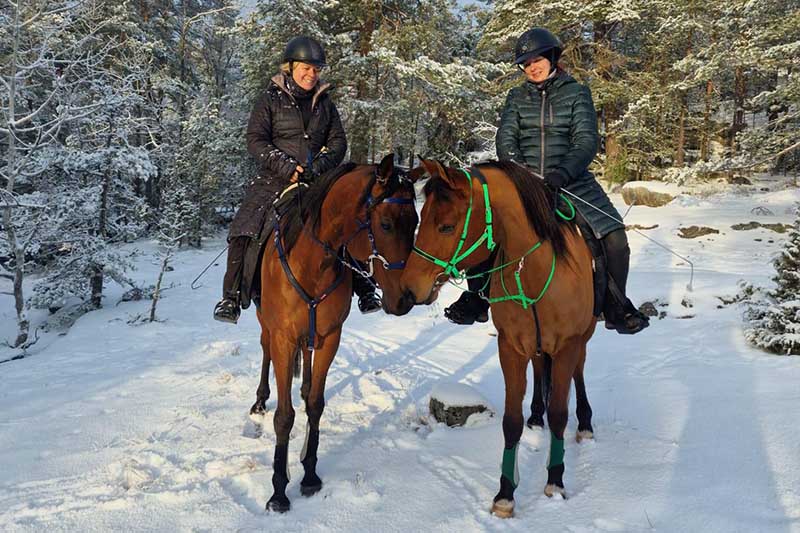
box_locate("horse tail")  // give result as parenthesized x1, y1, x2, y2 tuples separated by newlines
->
(293, 347, 301, 379)
(541, 352, 553, 411)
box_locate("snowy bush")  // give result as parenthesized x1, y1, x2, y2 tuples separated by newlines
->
(743, 204, 800, 355)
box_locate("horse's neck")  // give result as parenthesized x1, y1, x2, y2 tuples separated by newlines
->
(483, 173, 552, 260)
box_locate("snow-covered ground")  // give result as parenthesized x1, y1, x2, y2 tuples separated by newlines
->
(2, 179, 800, 532)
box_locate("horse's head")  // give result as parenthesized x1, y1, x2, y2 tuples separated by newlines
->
(398, 159, 492, 307)
(348, 154, 419, 316)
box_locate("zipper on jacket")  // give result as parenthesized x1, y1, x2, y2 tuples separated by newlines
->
(540, 90, 547, 176)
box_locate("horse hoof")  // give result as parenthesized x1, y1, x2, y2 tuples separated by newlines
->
(300, 482, 322, 497)
(266, 495, 291, 513)
(249, 402, 267, 416)
(544, 484, 567, 499)
(491, 498, 514, 518)
(526, 415, 544, 429)
(576, 429, 594, 442)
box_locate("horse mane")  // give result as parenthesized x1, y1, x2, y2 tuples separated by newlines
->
(279, 162, 414, 254)
(280, 162, 358, 253)
(476, 161, 574, 259)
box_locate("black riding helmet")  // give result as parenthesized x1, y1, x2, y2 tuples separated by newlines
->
(283, 36, 327, 68)
(514, 27, 563, 67)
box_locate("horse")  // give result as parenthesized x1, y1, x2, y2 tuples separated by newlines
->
(251, 154, 418, 512)
(396, 159, 596, 518)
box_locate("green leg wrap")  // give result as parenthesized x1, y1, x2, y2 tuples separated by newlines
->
(547, 433, 565, 469)
(501, 444, 519, 488)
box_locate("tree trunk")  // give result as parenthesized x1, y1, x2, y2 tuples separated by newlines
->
(593, 23, 621, 175)
(2, 4, 30, 347)
(348, 13, 375, 164)
(730, 66, 746, 155)
(700, 80, 713, 162)
(675, 91, 687, 167)
(149, 248, 173, 322)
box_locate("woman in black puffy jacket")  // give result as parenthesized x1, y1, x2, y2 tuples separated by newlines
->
(446, 28, 648, 334)
(214, 36, 380, 323)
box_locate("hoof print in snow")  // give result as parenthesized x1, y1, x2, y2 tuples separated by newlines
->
(429, 382, 492, 427)
(751, 206, 774, 216)
(681, 297, 693, 308)
(678, 226, 719, 239)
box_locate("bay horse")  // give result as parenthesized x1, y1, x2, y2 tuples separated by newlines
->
(397, 159, 595, 517)
(252, 155, 418, 512)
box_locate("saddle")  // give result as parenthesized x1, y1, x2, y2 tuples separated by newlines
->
(239, 184, 310, 310)
(572, 210, 644, 326)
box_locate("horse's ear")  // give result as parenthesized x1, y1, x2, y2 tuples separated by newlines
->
(376, 153, 394, 185)
(421, 159, 460, 191)
(407, 166, 427, 182)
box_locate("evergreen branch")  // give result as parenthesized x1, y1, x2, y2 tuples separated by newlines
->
(733, 141, 800, 170)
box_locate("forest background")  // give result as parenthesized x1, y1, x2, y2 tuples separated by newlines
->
(1, 0, 798, 349)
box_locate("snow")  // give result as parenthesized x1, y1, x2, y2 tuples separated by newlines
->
(430, 382, 492, 408)
(2, 179, 800, 531)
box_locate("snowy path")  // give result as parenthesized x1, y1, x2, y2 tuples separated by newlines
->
(1, 184, 800, 532)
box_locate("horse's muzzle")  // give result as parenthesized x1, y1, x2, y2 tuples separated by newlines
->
(393, 289, 416, 316)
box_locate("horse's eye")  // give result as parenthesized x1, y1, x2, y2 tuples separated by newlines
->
(380, 221, 393, 232)
(439, 224, 455, 234)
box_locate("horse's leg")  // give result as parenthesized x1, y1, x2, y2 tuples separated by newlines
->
(300, 347, 312, 403)
(573, 345, 594, 442)
(300, 328, 341, 497)
(250, 328, 271, 415)
(527, 357, 546, 429)
(266, 334, 296, 513)
(544, 343, 580, 499)
(490, 334, 528, 519)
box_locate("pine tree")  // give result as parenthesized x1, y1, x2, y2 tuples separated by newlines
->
(744, 204, 800, 355)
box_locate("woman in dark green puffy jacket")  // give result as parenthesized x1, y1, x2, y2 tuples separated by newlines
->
(446, 27, 648, 334)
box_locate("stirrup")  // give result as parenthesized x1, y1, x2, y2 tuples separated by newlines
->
(605, 310, 649, 335)
(213, 297, 240, 324)
(444, 293, 489, 325)
(358, 293, 382, 314)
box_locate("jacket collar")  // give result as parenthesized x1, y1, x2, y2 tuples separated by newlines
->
(271, 73, 332, 109)
(525, 69, 574, 92)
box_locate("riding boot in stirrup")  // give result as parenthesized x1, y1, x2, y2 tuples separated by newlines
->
(353, 273, 382, 314)
(444, 292, 490, 325)
(214, 292, 241, 324)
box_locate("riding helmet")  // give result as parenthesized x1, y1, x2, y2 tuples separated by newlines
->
(282, 36, 327, 68)
(514, 27, 563, 66)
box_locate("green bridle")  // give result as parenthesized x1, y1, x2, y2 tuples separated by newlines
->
(412, 168, 496, 279)
(412, 166, 577, 309)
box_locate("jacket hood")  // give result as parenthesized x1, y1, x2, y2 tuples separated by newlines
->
(271, 73, 332, 107)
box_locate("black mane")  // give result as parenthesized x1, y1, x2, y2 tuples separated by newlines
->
(280, 162, 358, 253)
(477, 161, 574, 259)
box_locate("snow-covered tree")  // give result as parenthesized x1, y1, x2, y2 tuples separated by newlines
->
(744, 204, 800, 355)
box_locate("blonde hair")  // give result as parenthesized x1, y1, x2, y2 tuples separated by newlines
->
(280, 62, 291, 74)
